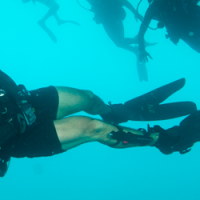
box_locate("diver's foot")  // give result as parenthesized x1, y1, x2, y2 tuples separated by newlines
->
(101, 103, 130, 125)
(153, 110, 200, 155)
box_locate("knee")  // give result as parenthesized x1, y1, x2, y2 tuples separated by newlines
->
(83, 90, 95, 100)
(82, 90, 97, 108)
(83, 119, 107, 139)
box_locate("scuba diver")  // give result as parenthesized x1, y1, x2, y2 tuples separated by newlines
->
(0, 70, 199, 177)
(137, 0, 200, 62)
(22, 0, 80, 43)
(80, 0, 156, 82)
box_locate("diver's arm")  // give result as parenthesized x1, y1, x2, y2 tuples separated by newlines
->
(124, 1, 143, 21)
(137, 7, 154, 62)
(138, 8, 153, 52)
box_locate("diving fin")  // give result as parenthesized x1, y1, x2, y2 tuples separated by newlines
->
(124, 78, 197, 121)
(137, 61, 148, 82)
(154, 110, 200, 154)
(101, 78, 197, 124)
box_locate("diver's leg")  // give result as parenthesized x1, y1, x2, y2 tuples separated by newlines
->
(53, 13, 68, 26)
(39, 2, 59, 24)
(55, 86, 111, 120)
(102, 20, 139, 53)
(102, 21, 148, 81)
(54, 116, 159, 150)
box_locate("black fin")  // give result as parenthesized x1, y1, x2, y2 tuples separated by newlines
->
(124, 78, 197, 121)
(137, 62, 148, 82)
(154, 110, 200, 154)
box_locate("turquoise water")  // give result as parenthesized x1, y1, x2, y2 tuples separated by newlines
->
(1, 0, 200, 199)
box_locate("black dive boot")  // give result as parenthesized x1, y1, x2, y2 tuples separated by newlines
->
(101, 78, 197, 124)
(153, 110, 200, 155)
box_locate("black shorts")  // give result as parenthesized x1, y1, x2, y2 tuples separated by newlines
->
(4, 86, 65, 158)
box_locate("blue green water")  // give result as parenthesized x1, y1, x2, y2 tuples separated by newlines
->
(1, 0, 200, 199)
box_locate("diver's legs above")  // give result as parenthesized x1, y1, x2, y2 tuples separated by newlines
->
(39, 2, 61, 24)
(102, 21, 155, 53)
(102, 20, 149, 81)
(53, 13, 68, 26)
(54, 116, 159, 151)
(102, 20, 139, 54)
(55, 86, 111, 120)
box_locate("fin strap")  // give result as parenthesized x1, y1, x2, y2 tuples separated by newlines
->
(109, 126, 153, 147)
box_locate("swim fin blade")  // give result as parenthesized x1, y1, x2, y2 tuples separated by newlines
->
(137, 62, 148, 82)
(124, 78, 197, 121)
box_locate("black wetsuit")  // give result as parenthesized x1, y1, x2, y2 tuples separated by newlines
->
(0, 71, 64, 159)
(138, 0, 200, 52)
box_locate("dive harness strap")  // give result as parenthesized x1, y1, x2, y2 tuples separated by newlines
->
(109, 125, 153, 147)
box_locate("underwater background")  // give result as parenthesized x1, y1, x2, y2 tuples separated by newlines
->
(1, 0, 200, 199)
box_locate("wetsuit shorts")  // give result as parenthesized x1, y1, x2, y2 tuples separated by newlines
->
(4, 86, 65, 158)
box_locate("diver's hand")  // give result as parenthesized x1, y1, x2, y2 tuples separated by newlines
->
(139, 50, 152, 63)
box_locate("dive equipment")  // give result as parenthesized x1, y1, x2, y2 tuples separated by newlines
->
(0, 84, 36, 148)
(154, 110, 200, 154)
(101, 78, 197, 124)
(109, 125, 153, 147)
(0, 151, 10, 177)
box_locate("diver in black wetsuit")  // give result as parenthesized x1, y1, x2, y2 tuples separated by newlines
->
(0, 70, 199, 177)
(138, 0, 200, 62)
(85, 0, 156, 82)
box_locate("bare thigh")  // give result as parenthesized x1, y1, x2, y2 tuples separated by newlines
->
(55, 86, 95, 119)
